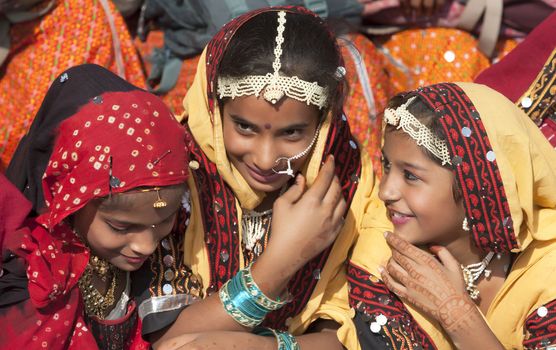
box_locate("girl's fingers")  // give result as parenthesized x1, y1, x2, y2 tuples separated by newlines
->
(385, 231, 428, 263)
(322, 175, 342, 206)
(391, 249, 415, 272)
(430, 245, 461, 273)
(386, 257, 411, 286)
(280, 174, 306, 203)
(379, 265, 408, 298)
(308, 156, 336, 201)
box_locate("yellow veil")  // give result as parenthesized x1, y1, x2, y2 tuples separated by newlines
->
(178, 6, 389, 337)
(347, 82, 556, 349)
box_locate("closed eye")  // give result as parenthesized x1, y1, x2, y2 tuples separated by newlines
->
(107, 222, 129, 233)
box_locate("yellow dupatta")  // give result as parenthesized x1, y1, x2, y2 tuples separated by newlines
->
(347, 82, 556, 349)
(179, 45, 386, 335)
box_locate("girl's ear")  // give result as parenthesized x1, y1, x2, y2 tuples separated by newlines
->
(451, 175, 463, 203)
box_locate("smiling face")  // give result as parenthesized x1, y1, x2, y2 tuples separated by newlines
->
(222, 95, 321, 193)
(379, 129, 466, 247)
(72, 185, 185, 271)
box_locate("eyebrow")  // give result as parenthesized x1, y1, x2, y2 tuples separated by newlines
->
(381, 149, 427, 171)
(230, 114, 255, 125)
(400, 161, 427, 171)
(103, 208, 179, 227)
(277, 122, 310, 132)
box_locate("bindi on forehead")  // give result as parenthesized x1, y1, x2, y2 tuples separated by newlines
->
(264, 123, 272, 130)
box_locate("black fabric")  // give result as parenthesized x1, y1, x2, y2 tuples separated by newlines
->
(0, 251, 29, 307)
(5, 64, 141, 215)
(84, 302, 139, 350)
(354, 311, 391, 350)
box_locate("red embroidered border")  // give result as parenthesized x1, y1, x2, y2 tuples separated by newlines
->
(523, 299, 556, 349)
(412, 83, 517, 253)
(347, 261, 437, 349)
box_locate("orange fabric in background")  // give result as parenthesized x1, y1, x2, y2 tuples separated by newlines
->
(134, 31, 198, 117)
(0, 0, 146, 170)
(340, 33, 393, 174)
(381, 28, 518, 93)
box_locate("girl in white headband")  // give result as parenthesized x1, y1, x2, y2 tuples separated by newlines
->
(151, 6, 390, 350)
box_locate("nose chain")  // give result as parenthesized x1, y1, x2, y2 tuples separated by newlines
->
(272, 123, 321, 177)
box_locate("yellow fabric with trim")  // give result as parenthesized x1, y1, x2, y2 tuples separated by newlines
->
(179, 49, 388, 338)
(347, 82, 556, 348)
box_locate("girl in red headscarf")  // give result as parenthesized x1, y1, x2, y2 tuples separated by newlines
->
(0, 63, 191, 349)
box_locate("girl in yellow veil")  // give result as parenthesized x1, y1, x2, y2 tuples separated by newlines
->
(150, 6, 388, 350)
(346, 82, 556, 349)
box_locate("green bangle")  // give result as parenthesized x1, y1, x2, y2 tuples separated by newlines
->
(219, 280, 265, 328)
(254, 327, 300, 350)
(244, 263, 291, 311)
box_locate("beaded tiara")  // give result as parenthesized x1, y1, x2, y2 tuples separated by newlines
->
(217, 10, 329, 109)
(384, 96, 452, 165)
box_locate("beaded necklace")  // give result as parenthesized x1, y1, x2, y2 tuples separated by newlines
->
(242, 209, 273, 263)
(461, 251, 495, 300)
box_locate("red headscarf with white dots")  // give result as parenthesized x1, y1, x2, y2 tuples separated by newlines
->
(37, 90, 189, 229)
(0, 90, 189, 350)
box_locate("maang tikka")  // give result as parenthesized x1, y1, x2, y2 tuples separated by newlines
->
(217, 10, 329, 109)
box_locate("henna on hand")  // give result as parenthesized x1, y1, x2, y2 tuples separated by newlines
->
(382, 231, 477, 333)
(437, 295, 477, 333)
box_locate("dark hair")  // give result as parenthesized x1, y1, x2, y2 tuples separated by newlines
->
(217, 11, 345, 117)
(386, 95, 462, 201)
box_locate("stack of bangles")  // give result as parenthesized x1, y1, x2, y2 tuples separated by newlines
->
(219, 263, 290, 327)
(219, 264, 299, 349)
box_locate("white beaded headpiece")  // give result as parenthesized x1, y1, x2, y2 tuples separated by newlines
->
(217, 11, 329, 109)
(384, 96, 452, 165)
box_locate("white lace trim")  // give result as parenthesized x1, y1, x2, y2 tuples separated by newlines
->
(384, 96, 452, 165)
(217, 11, 328, 109)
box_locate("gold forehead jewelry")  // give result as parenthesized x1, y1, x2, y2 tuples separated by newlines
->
(138, 187, 168, 208)
(217, 10, 329, 109)
(384, 96, 452, 166)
